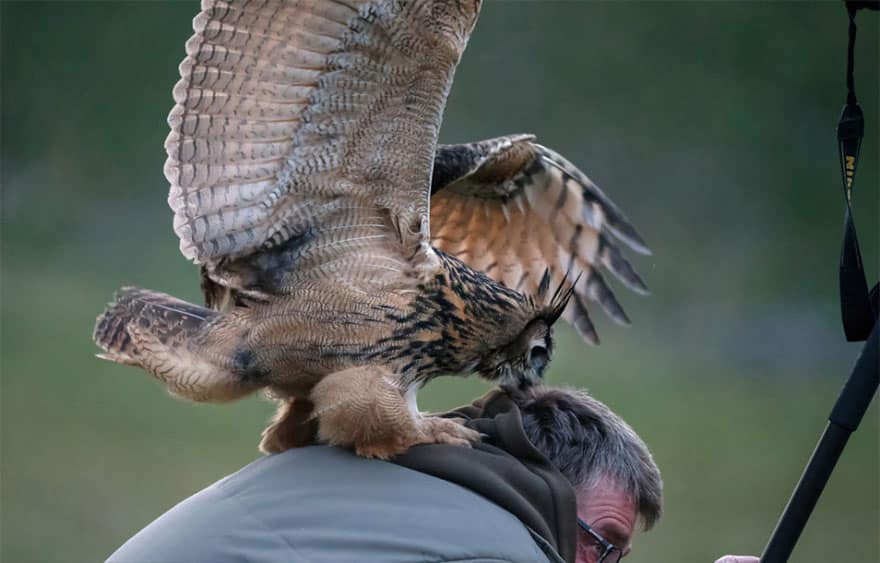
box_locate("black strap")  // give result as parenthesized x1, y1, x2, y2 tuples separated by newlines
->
(837, 1, 877, 342)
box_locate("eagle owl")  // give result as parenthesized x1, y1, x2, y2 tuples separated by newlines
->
(93, 0, 649, 458)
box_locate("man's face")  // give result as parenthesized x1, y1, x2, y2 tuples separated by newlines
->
(575, 478, 638, 563)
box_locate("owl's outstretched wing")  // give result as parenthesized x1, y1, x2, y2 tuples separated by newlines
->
(165, 0, 480, 295)
(429, 134, 650, 345)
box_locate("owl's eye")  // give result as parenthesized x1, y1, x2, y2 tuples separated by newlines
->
(529, 345, 549, 372)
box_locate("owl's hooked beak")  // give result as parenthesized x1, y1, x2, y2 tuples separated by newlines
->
(498, 360, 546, 391)
(499, 370, 541, 393)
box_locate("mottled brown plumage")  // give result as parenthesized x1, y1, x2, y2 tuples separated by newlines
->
(93, 0, 648, 458)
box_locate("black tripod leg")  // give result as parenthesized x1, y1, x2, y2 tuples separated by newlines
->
(761, 322, 878, 563)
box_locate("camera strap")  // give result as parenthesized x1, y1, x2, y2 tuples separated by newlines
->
(837, 1, 877, 341)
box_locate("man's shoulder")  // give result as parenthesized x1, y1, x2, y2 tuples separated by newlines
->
(107, 446, 555, 563)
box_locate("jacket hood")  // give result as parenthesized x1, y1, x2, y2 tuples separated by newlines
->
(393, 389, 577, 563)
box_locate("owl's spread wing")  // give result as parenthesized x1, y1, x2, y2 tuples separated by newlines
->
(165, 0, 479, 293)
(429, 134, 650, 345)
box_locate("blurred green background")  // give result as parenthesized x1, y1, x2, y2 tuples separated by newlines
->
(2, 1, 878, 562)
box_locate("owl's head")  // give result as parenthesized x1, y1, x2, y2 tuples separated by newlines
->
(475, 271, 576, 388)
(475, 318, 554, 388)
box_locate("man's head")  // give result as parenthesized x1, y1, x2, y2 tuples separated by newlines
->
(512, 386, 663, 563)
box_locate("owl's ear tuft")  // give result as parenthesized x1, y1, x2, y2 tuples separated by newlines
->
(536, 268, 552, 301)
(544, 272, 580, 325)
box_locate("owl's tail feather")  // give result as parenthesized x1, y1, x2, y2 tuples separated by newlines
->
(93, 286, 216, 369)
(94, 287, 261, 402)
(94, 287, 256, 402)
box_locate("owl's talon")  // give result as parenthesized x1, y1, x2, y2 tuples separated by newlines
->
(417, 416, 481, 447)
(259, 398, 317, 454)
(354, 439, 411, 460)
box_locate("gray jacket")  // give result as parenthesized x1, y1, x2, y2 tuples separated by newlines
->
(107, 446, 562, 563)
(108, 392, 578, 563)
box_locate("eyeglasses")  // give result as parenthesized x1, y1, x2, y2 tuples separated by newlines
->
(577, 519, 623, 563)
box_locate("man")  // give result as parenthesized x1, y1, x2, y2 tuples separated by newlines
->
(108, 385, 663, 563)
(514, 386, 662, 562)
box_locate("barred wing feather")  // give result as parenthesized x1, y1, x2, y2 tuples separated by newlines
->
(429, 135, 650, 345)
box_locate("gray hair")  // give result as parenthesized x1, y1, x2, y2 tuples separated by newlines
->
(512, 385, 663, 530)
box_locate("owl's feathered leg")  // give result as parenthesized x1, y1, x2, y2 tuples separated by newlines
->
(310, 366, 480, 459)
(259, 397, 318, 454)
(93, 287, 261, 402)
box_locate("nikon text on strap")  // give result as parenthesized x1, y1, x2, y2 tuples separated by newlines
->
(837, 1, 877, 341)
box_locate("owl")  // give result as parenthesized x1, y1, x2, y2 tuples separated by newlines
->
(93, 0, 649, 459)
